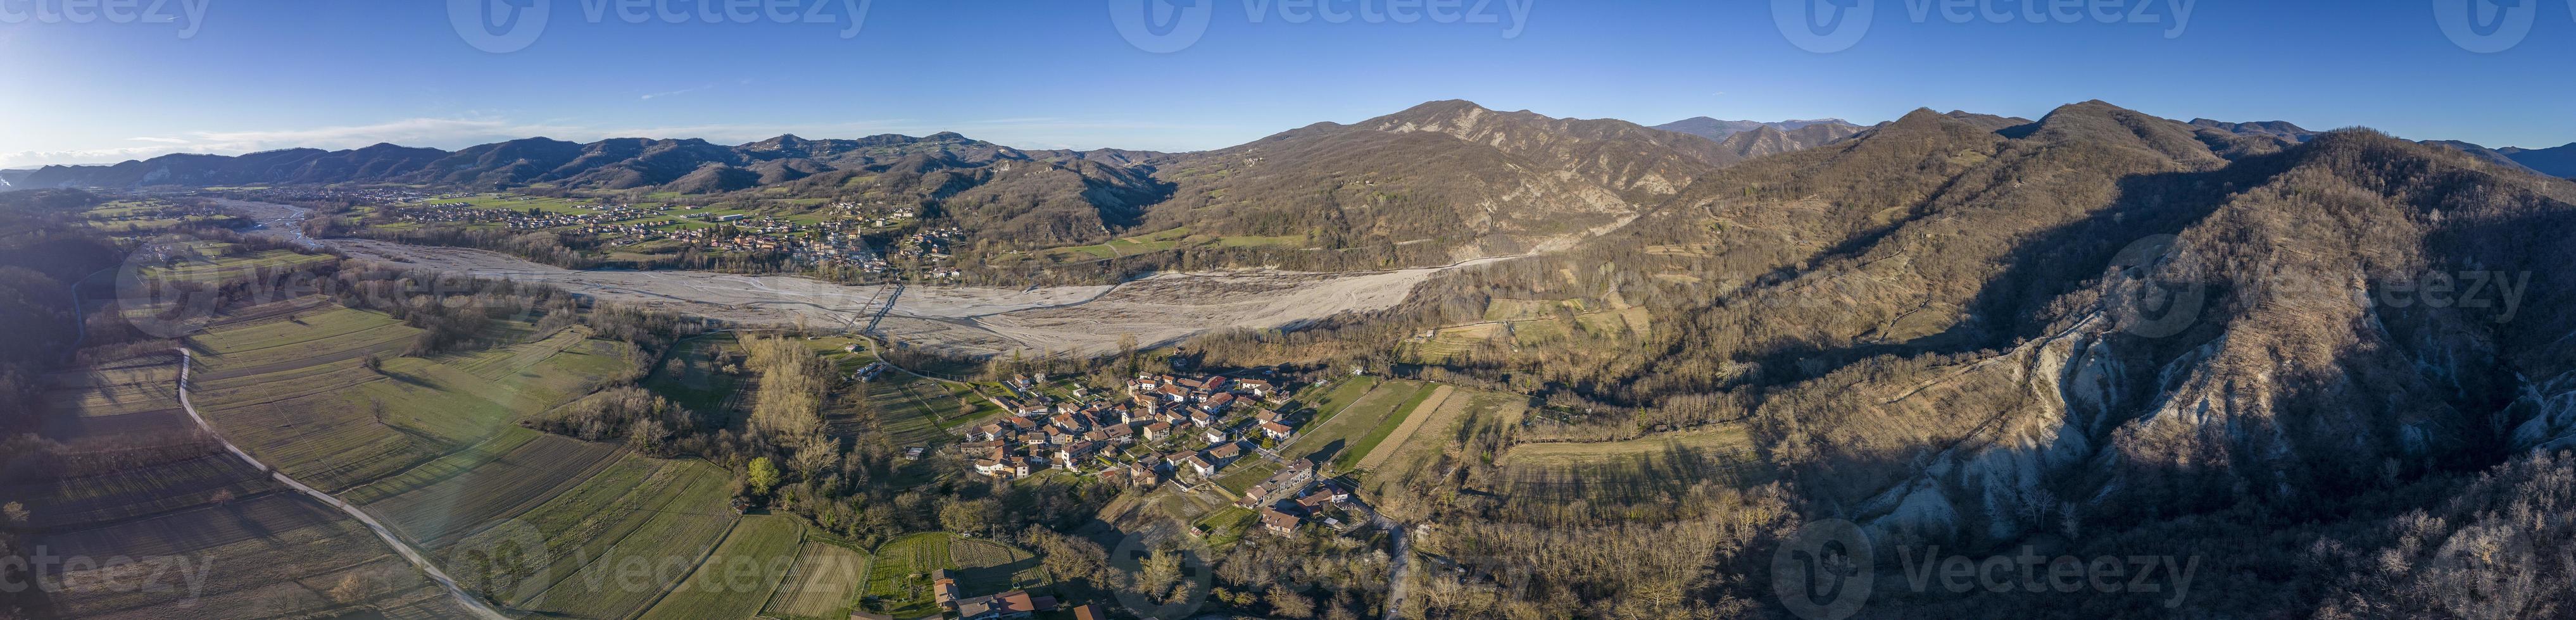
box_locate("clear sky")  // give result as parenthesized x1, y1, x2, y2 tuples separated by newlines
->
(3, 0, 2571, 168)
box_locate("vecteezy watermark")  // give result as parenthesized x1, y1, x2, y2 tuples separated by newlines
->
(1773, 519, 1873, 620)
(1772, 519, 2201, 619)
(1773, 0, 2198, 53)
(0, 549, 218, 600)
(448, 0, 872, 54)
(0, 0, 211, 39)
(2434, 0, 2576, 53)
(2104, 233, 2205, 339)
(1111, 0, 1535, 54)
(1893, 545, 2199, 608)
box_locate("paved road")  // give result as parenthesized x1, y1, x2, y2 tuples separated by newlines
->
(173, 348, 513, 620)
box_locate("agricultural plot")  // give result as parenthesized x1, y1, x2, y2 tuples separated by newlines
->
(856, 532, 1046, 618)
(763, 542, 870, 619)
(352, 428, 624, 547)
(187, 307, 629, 490)
(861, 532, 954, 618)
(507, 457, 740, 619)
(1279, 379, 1431, 468)
(1336, 384, 1444, 470)
(187, 306, 419, 378)
(39, 364, 180, 416)
(859, 372, 969, 447)
(140, 249, 333, 284)
(31, 492, 439, 620)
(1362, 389, 1527, 476)
(638, 514, 805, 620)
(1353, 385, 1459, 472)
(6, 454, 278, 531)
(949, 538, 1047, 595)
(1493, 425, 1772, 505)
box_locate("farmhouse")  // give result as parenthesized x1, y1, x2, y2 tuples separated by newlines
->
(955, 590, 1055, 620)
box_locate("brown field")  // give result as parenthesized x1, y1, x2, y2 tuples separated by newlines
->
(30, 492, 447, 619)
(1492, 425, 1772, 505)
(6, 454, 278, 531)
(1354, 385, 1461, 472)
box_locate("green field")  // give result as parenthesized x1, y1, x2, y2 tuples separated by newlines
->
(1278, 378, 1435, 468)
(763, 541, 871, 619)
(1335, 383, 1442, 470)
(505, 457, 742, 618)
(190, 313, 630, 490)
(859, 371, 971, 448)
(858, 531, 1045, 617)
(1195, 506, 1260, 549)
(638, 514, 806, 620)
(862, 532, 955, 618)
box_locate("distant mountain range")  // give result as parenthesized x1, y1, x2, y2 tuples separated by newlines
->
(1650, 116, 1857, 140)
(13, 102, 2573, 257)
(2183, 118, 2576, 178)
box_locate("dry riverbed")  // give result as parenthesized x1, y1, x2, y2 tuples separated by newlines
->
(330, 239, 1505, 356)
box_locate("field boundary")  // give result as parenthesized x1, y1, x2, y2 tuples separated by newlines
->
(173, 348, 509, 620)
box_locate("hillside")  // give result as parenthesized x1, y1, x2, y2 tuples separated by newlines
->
(1651, 116, 1859, 140)
(1137, 101, 1761, 260)
(1264, 100, 2576, 617)
(2501, 141, 2576, 177)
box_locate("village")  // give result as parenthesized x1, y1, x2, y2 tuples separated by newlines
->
(952, 371, 1362, 538)
(367, 194, 967, 277)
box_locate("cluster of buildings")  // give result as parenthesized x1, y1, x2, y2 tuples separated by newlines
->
(827, 200, 920, 228)
(1235, 458, 1356, 536)
(384, 201, 664, 231)
(866, 225, 964, 278)
(962, 373, 1292, 488)
(219, 187, 443, 205)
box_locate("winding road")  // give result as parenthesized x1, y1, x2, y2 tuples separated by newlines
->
(172, 348, 512, 620)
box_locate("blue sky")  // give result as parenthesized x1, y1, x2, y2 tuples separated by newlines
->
(3, 0, 2571, 168)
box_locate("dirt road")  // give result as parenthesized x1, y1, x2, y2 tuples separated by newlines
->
(173, 348, 510, 620)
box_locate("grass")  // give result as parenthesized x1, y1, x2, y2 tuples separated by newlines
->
(1279, 378, 1432, 468)
(513, 458, 741, 618)
(352, 428, 624, 547)
(860, 372, 971, 447)
(139, 249, 332, 284)
(1214, 458, 1283, 494)
(638, 514, 805, 620)
(1195, 506, 1260, 549)
(862, 532, 954, 618)
(1493, 425, 1773, 505)
(858, 531, 1044, 617)
(1337, 385, 1447, 471)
